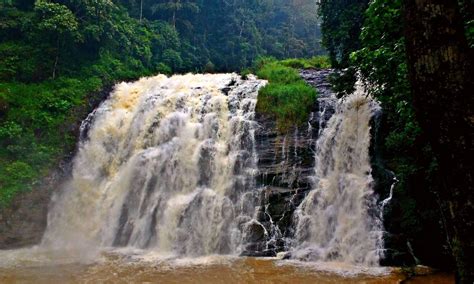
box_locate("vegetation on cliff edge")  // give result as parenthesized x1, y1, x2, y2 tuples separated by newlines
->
(250, 56, 330, 131)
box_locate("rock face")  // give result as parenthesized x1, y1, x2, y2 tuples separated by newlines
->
(255, 69, 335, 191)
(0, 170, 65, 249)
(242, 69, 336, 256)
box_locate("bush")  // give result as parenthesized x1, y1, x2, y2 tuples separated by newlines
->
(253, 58, 321, 131)
(156, 62, 172, 75)
(279, 56, 331, 69)
(256, 62, 302, 84)
(203, 61, 215, 73)
(257, 82, 317, 130)
(0, 161, 35, 206)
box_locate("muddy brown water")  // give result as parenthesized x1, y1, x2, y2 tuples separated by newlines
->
(0, 254, 453, 284)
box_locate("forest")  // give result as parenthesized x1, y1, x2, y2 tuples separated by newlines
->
(0, 0, 473, 283)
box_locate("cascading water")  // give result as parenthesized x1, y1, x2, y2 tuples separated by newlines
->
(41, 73, 266, 257)
(290, 84, 384, 266)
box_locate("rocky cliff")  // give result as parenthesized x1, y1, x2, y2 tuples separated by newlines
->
(242, 69, 337, 256)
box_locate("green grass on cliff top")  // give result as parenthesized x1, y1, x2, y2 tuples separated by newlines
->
(248, 56, 330, 131)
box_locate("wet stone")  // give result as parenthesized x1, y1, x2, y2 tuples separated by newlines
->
(244, 69, 336, 257)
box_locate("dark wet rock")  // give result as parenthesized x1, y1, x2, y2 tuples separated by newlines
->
(243, 69, 335, 257)
(0, 165, 67, 249)
(240, 244, 275, 257)
(255, 69, 335, 191)
(369, 93, 451, 268)
(254, 117, 316, 190)
(245, 222, 266, 243)
(259, 187, 306, 230)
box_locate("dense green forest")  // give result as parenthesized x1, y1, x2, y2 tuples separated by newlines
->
(0, 0, 323, 206)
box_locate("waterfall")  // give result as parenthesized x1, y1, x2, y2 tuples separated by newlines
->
(291, 85, 383, 266)
(37, 71, 386, 267)
(41, 73, 266, 257)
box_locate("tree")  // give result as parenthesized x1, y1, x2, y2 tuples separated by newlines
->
(403, 0, 474, 281)
(317, 0, 369, 67)
(34, 0, 79, 78)
(151, 0, 199, 28)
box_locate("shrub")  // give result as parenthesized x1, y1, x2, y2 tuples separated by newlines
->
(280, 56, 332, 69)
(0, 161, 35, 206)
(256, 62, 302, 84)
(257, 82, 317, 130)
(253, 58, 322, 131)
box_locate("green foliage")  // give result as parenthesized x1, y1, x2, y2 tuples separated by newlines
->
(317, 0, 470, 267)
(351, 0, 423, 159)
(256, 61, 302, 84)
(328, 67, 358, 96)
(0, 0, 326, 206)
(34, 1, 79, 37)
(159, 0, 325, 71)
(318, 0, 369, 67)
(459, 0, 474, 47)
(114, 0, 325, 72)
(155, 63, 172, 75)
(316, 0, 369, 96)
(466, 20, 474, 47)
(162, 49, 183, 70)
(0, 78, 104, 206)
(151, 0, 200, 28)
(0, 161, 35, 206)
(0, 0, 164, 204)
(253, 58, 319, 131)
(203, 61, 215, 73)
(257, 82, 317, 131)
(279, 57, 331, 69)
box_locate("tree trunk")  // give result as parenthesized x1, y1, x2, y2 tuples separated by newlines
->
(140, 0, 143, 22)
(52, 37, 61, 79)
(172, 0, 178, 28)
(172, 10, 176, 28)
(403, 0, 474, 282)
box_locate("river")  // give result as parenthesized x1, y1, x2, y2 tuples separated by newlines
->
(0, 252, 453, 283)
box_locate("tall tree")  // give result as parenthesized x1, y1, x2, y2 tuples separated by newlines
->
(34, 0, 80, 78)
(403, 0, 474, 281)
(317, 0, 369, 67)
(151, 0, 199, 28)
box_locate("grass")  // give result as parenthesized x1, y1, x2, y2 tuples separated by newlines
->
(279, 56, 331, 69)
(250, 56, 330, 131)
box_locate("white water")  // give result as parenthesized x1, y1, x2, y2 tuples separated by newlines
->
(292, 85, 383, 266)
(41, 73, 266, 257)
